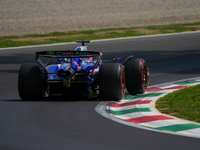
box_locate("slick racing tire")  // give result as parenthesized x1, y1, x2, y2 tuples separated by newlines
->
(99, 63, 125, 100)
(18, 63, 43, 100)
(125, 58, 148, 95)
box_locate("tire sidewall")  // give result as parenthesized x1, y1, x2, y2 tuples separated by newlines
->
(99, 63, 125, 100)
(125, 58, 147, 94)
(18, 63, 43, 100)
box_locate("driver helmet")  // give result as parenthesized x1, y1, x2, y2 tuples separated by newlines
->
(75, 46, 88, 51)
(75, 46, 93, 62)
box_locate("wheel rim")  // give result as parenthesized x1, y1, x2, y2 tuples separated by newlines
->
(120, 66, 126, 95)
(142, 62, 148, 91)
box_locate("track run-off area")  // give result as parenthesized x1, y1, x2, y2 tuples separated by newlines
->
(0, 32, 200, 150)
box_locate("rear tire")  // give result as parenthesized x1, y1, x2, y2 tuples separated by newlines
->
(125, 58, 148, 94)
(18, 63, 43, 100)
(99, 63, 125, 100)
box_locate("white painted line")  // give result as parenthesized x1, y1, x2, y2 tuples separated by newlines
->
(148, 76, 200, 89)
(108, 104, 152, 111)
(140, 119, 188, 128)
(0, 41, 76, 51)
(92, 31, 200, 43)
(1, 31, 200, 51)
(113, 112, 160, 120)
(178, 128, 200, 138)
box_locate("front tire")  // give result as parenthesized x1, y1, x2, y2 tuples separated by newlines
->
(125, 58, 148, 94)
(99, 63, 125, 100)
(18, 63, 43, 100)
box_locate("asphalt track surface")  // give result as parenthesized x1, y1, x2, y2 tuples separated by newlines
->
(0, 32, 200, 150)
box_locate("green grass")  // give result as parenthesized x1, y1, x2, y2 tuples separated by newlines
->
(147, 23, 199, 33)
(156, 84, 200, 123)
(0, 21, 200, 48)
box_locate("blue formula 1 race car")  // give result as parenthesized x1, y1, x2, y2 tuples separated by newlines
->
(18, 40, 149, 100)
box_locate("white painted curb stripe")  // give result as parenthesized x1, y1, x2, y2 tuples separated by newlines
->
(95, 77, 200, 138)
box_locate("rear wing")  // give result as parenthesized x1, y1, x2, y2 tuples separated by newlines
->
(35, 50, 103, 76)
(35, 50, 102, 59)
